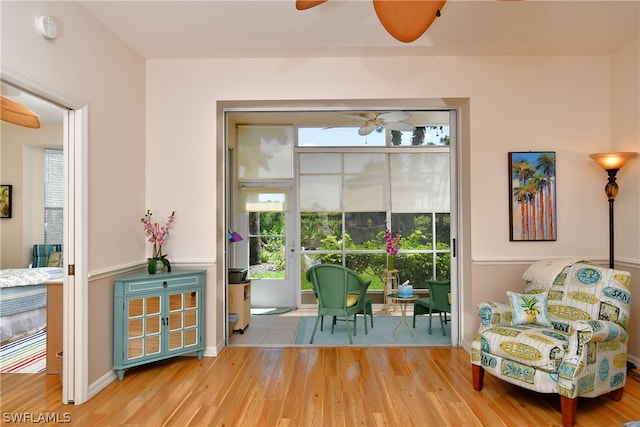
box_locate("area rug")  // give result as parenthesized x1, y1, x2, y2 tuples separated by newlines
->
(0, 329, 46, 373)
(294, 315, 451, 346)
(250, 307, 293, 315)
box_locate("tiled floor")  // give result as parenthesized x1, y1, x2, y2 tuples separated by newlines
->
(227, 307, 313, 346)
(228, 305, 403, 346)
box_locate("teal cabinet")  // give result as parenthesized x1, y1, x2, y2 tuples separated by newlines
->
(113, 270, 205, 380)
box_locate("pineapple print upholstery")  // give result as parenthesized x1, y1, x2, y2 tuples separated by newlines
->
(471, 260, 631, 427)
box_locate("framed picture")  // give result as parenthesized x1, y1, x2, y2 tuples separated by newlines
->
(0, 185, 12, 219)
(509, 152, 556, 241)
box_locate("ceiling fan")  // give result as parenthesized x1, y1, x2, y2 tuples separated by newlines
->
(1, 96, 41, 129)
(331, 111, 416, 136)
(296, 0, 447, 43)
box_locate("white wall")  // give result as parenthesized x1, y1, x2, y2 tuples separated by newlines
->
(0, 122, 62, 268)
(146, 55, 634, 262)
(609, 39, 640, 361)
(610, 39, 640, 264)
(1, 1, 146, 385)
(145, 52, 640, 356)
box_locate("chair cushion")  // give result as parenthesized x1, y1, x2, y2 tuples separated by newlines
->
(479, 325, 569, 371)
(508, 291, 551, 327)
(32, 244, 63, 267)
(48, 252, 63, 267)
(346, 294, 359, 307)
(316, 294, 360, 307)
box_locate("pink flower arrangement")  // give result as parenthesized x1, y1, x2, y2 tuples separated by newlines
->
(141, 210, 175, 259)
(385, 227, 401, 256)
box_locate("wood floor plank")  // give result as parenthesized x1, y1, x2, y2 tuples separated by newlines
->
(1, 347, 639, 426)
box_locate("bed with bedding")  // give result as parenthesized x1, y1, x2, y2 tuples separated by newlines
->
(0, 267, 63, 344)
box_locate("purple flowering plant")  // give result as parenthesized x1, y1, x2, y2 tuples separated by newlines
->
(385, 227, 401, 256)
(141, 210, 175, 271)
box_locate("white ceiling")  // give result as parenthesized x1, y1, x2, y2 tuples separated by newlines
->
(3, 1, 639, 127)
(78, 0, 639, 59)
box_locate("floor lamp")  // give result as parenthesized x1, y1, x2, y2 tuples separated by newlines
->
(589, 152, 638, 268)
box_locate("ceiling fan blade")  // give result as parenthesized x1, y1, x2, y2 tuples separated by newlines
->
(384, 121, 416, 132)
(373, 0, 447, 43)
(377, 111, 411, 123)
(340, 112, 376, 121)
(358, 126, 377, 136)
(322, 122, 365, 130)
(296, 0, 328, 11)
(1, 96, 41, 129)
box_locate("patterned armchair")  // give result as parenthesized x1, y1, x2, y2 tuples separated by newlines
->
(471, 259, 632, 427)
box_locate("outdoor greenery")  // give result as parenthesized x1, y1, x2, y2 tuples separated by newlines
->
(249, 211, 451, 291)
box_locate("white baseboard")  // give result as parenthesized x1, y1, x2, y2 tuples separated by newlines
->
(88, 370, 118, 401)
(204, 342, 224, 357)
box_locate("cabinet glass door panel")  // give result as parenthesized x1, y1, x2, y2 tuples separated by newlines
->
(166, 291, 201, 352)
(144, 296, 162, 356)
(168, 331, 183, 351)
(184, 329, 197, 346)
(169, 312, 182, 330)
(146, 316, 160, 335)
(168, 292, 182, 352)
(128, 318, 143, 338)
(147, 296, 161, 315)
(126, 295, 163, 360)
(169, 293, 183, 311)
(185, 292, 197, 309)
(128, 339, 143, 359)
(145, 335, 161, 355)
(129, 298, 143, 317)
(184, 310, 197, 328)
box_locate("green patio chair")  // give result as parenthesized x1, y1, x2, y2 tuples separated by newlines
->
(306, 264, 371, 344)
(413, 279, 450, 335)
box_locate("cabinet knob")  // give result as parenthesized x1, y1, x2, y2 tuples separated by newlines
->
(163, 281, 168, 288)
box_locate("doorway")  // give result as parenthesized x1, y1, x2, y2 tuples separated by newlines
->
(236, 189, 298, 308)
(1, 67, 88, 404)
(224, 104, 459, 347)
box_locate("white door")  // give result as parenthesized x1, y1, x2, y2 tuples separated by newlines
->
(236, 188, 298, 308)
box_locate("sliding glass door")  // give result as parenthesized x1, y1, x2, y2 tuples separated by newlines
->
(298, 150, 451, 296)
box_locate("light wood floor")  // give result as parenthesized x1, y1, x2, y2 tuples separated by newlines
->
(2, 347, 639, 426)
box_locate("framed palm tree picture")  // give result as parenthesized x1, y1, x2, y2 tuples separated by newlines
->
(509, 152, 556, 241)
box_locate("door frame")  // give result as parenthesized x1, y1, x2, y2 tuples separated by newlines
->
(222, 101, 461, 347)
(235, 189, 298, 309)
(1, 64, 89, 403)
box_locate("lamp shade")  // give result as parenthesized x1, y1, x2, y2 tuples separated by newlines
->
(589, 152, 638, 171)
